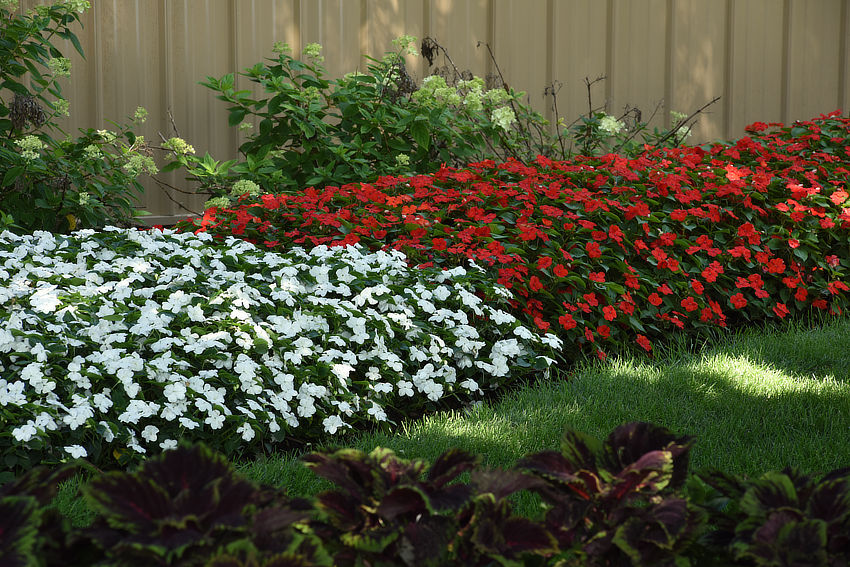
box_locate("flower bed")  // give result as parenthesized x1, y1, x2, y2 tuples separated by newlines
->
(0, 228, 559, 474)
(177, 112, 850, 360)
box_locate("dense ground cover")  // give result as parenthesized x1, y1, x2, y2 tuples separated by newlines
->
(178, 112, 850, 361)
(0, 228, 559, 475)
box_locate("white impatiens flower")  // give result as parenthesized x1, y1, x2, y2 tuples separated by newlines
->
(64, 445, 88, 459)
(322, 415, 347, 434)
(30, 285, 62, 313)
(397, 381, 414, 397)
(205, 410, 226, 430)
(141, 425, 159, 442)
(12, 422, 38, 443)
(160, 439, 178, 450)
(236, 422, 255, 441)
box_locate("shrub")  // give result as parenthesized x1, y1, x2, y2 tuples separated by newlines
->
(157, 36, 708, 212)
(0, 0, 155, 233)
(175, 112, 850, 360)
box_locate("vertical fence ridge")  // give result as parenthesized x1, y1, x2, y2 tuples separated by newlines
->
(840, 0, 848, 112)
(604, 0, 614, 109)
(663, 0, 673, 129)
(780, 0, 791, 122)
(722, 0, 733, 137)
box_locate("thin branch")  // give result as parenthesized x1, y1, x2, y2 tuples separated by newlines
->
(652, 95, 721, 148)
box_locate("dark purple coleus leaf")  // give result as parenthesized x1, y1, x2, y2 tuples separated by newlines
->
(0, 462, 81, 566)
(82, 442, 282, 564)
(697, 466, 850, 564)
(600, 421, 694, 489)
(453, 493, 556, 566)
(733, 514, 828, 567)
(0, 496, 39, 567)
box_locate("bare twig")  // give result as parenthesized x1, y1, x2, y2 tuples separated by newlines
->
(652, 95, 721, 148)
(150, 177, 203, 215)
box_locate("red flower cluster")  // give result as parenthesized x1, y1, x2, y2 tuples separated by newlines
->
(177, 112, 850, 359)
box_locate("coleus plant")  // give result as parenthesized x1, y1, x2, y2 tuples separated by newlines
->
(689, 465, 850, 566)
(0, 461, 81, 567)
(302, 445, 554, 566)
(516, 422, 703, 566)
(175, 112, 850, 361)
(80, 441, 327, 566)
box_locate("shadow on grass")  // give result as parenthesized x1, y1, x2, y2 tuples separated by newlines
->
(359, 315, 850, 482)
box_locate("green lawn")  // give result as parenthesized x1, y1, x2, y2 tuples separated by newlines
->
(55, 312, 850, 525)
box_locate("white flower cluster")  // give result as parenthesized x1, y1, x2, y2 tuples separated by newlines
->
(0, 228, 559, 463)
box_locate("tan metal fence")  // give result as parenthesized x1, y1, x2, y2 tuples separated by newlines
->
(16, 0, 850, 222)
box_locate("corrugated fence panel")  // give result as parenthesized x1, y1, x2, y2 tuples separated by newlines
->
(609, 0, 670, 135)
(424, 0, 490, 82)
(551, 0, 609, 143)
(493, 0, 550, 125)
(669, 0, 727, 144)
(787, 0, 844, 122)
(728, 0, 785, 134)
(9, 0, 850, 219)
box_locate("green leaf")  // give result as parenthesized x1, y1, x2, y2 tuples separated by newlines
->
(410, 121, 430, 151)
(228, 108, 247, 126)
(2, 166, 25, 188)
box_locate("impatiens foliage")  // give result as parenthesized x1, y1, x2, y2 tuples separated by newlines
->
(177, 112, 850, 360)
(0, 227, 559, 473)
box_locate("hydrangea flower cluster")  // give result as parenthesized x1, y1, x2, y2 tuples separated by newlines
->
(0, 228, 559, 469)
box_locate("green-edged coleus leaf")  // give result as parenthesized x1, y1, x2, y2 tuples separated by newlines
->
(732, 514, 828, 567)
(604, 498, 704, 566)
(82, 442, 271, 563)
(453, 492, 556, 566)
(695, 466, 850, 562)
(0, 463, 81, 566)
(0, 461, 81, 504)
(0, 496, 39, 567)
(305, 446, 469, 564)
(600, 421, 694, 489)
(560, 428, 603, 472)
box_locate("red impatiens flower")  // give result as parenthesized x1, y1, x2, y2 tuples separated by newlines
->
(537, 256, 553, 270)
(657, 283, 673, 295)
(432, 238, 448, 251)
(730, 293, 748, 309)
(618, 299, 636, 315)
(648, 293, 663, 306)
(583, 292, 599, 306)
(690, 279, 705, 295)
(553, 263, 569, 277)
(589, 271, 606, 283)
(559, 313, 577, 330)
(766, 258, 786, 274)
(534, 316, 550, 331)
(597, 325, 611, 338)
(636, 334, 653, 351)
(584, 327, 595, 343)
(529, 276, 544, 292)
(828, 281, 850, 295)
(586, 241, 602, 259)
(773, 303, 790, 318)
(681, 297, 699, 312)
(602, 305, 617, 321)
(794, 287, 808, 302)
